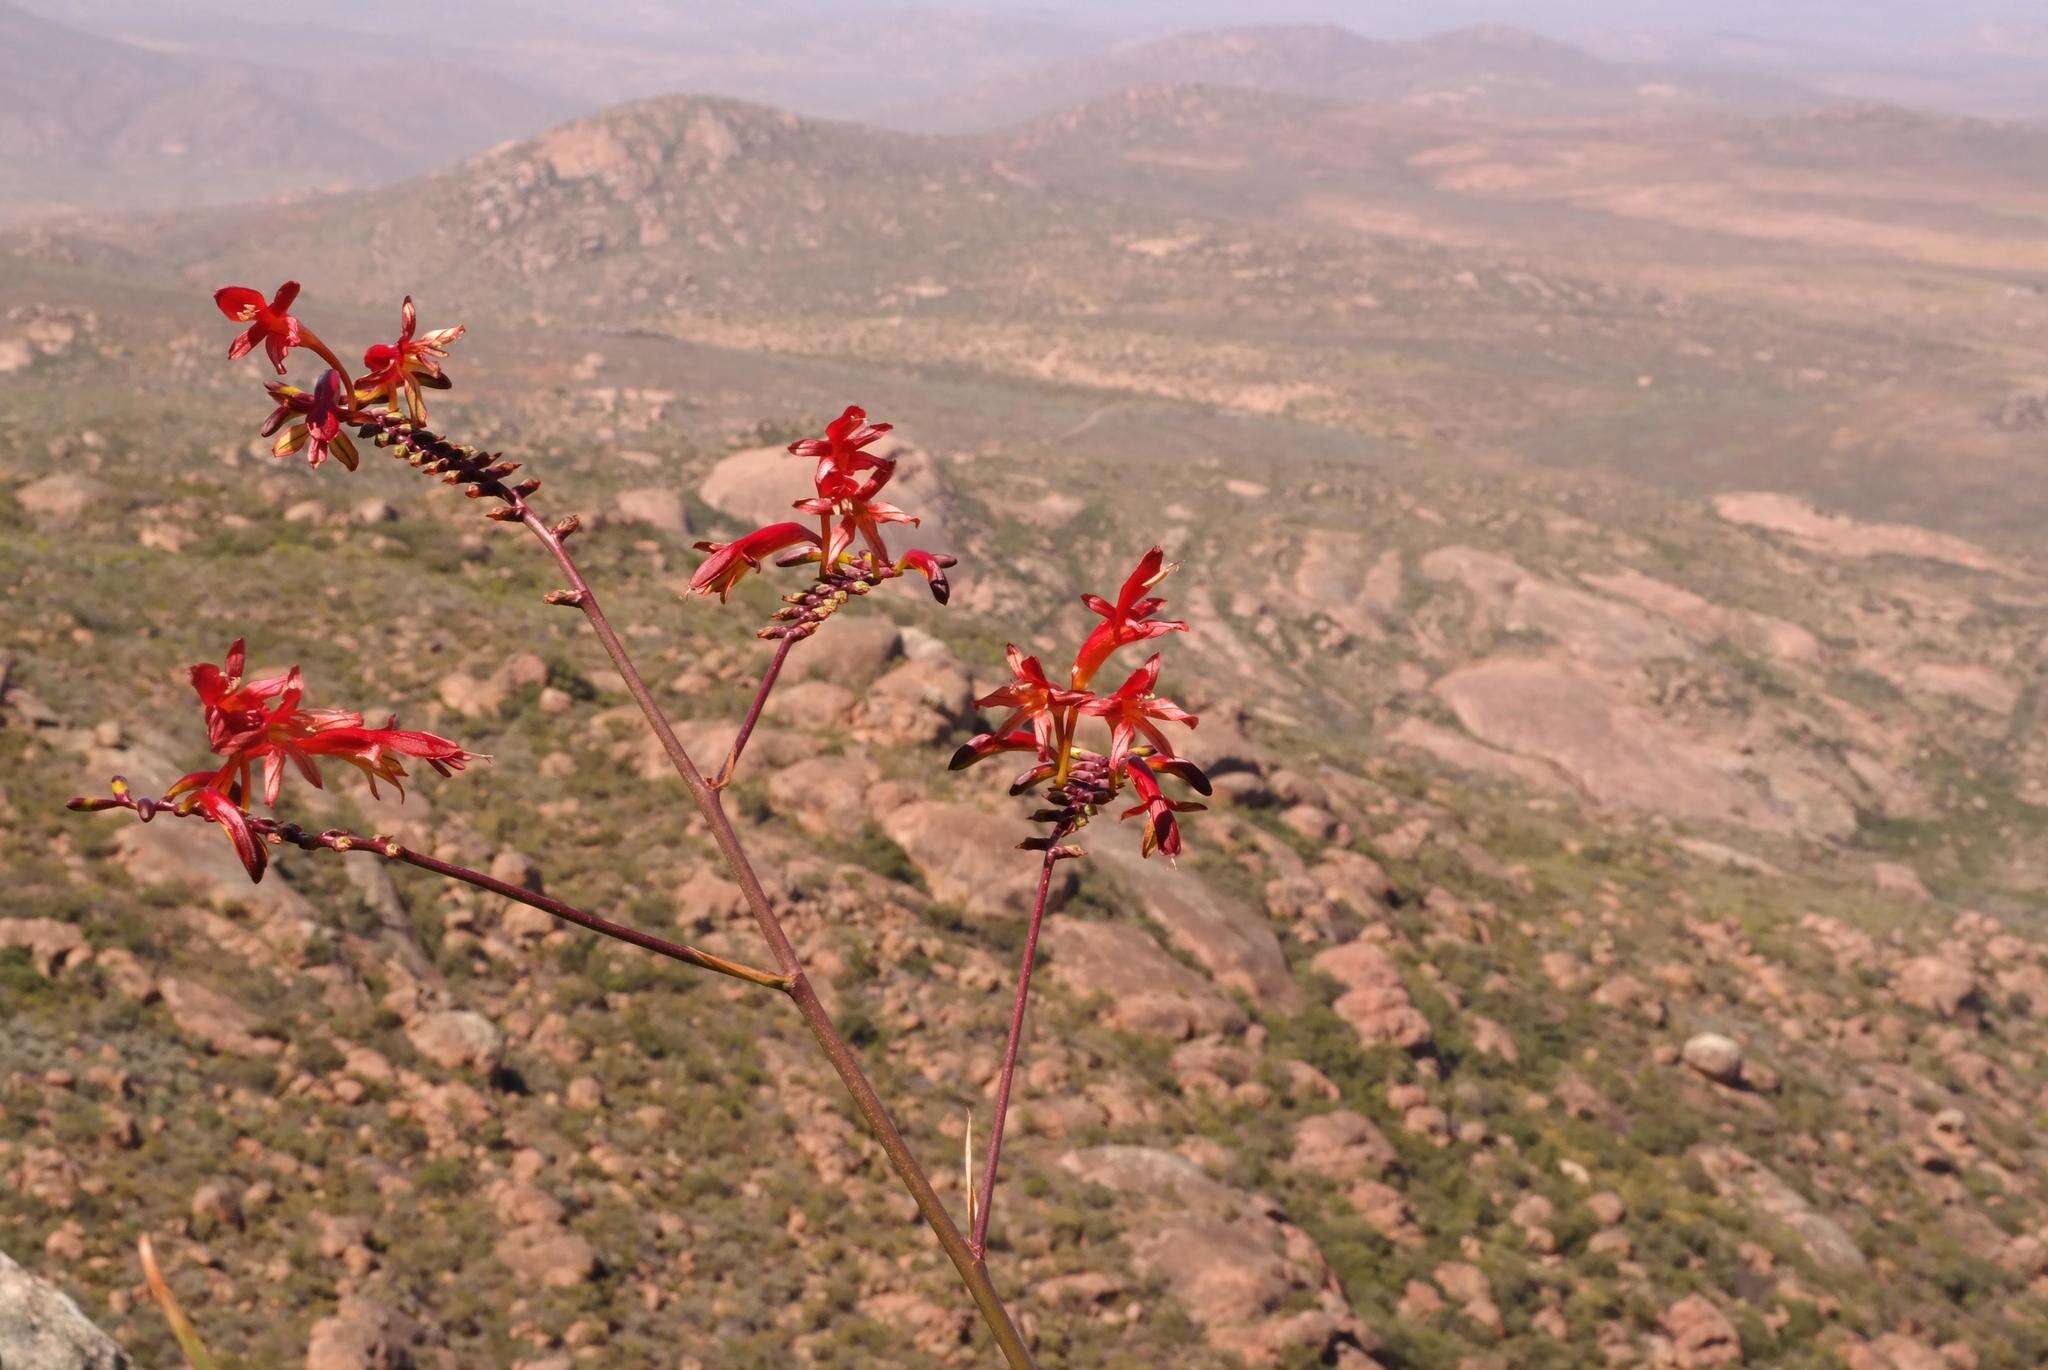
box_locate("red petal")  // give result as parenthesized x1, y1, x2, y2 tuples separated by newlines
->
(214, 286, 265, 321)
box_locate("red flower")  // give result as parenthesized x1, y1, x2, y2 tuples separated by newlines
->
(215, 281, 303, 374)
(795, 462, 918, 563)
(789, 405, 893, 498)
(356, 296, 465, 422)
(689, 522, 824, 601)
(1071, 547, 1187, 689)
(1078, 653, 1197, 770)
(1120, 757, 1205, 861)
(166, 637, 478, 879)
(969, 646, 1086, 759)
(261, 370, 359, 470)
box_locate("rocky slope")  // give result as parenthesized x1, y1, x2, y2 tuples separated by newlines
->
(0, 67, 2045, 1370)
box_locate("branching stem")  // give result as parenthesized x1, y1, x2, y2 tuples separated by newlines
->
(713, 634, 797, 788)
(68, 792, 789, 990)
(971, 847, 1059, 1263)
(516, 509, 1037, 1369)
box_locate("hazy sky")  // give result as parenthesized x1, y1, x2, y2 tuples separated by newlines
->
(25, 0, 2048, 46)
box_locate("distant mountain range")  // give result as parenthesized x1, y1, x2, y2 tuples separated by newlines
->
(880, 22, 1824, 132)
(0, 1, 575, 219)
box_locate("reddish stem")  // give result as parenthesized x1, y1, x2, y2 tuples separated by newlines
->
(518, 510, 1036, 1368)
(971, 848, 1059, 1263)
(69, 792, 789, 990)
(713, 634, 796, 788)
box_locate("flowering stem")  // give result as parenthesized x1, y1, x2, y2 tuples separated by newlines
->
(68, 790, 790, 990)
(712, 634, 797, 789)
(295, 326, 354, 392)
(518, 511, 1037, 1368)
(970, 847, 1058, 1264)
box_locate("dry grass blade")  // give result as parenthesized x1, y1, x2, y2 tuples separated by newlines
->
(138, 1235, 219, 1370)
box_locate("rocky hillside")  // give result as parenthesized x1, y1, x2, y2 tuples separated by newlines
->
(2, 65, 2047, 1369)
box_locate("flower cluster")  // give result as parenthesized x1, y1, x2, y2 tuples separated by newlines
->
(951, 548, 1208, 860)
(688, 406, 956, 636)
(153, 638, 476, 881)
(213, 280, 466, 469)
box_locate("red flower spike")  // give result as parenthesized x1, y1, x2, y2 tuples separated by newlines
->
(1078, 653, 1197, 771)
(262, 370, 359, 470)
(168, 638, 478, 880)
(789, 405, 894, 496)
(689, 522, 823, 602)
(215, 281, 303, 374)
(357, 296, 465, 423)
(1120, 758, 1205, 862)
(1071, 546, 1187, 689)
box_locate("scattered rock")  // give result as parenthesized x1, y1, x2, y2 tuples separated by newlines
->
(405, 1010, 504, 1074)
(0, 1249, 132, 1368)
(158, 977, 284, 1057)
(613, 486, 688, 535)
(1681, 1032, 1744, 1085)
(880, 802, 1076, 920)
(1659, 1293, 1742, 1366)
(305, 1295, 433, 1370)
(493, 1226, 598, 1288)
(1896, 956, 1979, 1020)
(1290, 1111, 1398, 1181)
(15, 475, 109, 523)
(1043, 917, 1245, 1039)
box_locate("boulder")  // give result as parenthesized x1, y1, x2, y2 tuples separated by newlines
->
(1895, 956, 1979, 1020)
(158, 978, 283, 1057)
(0, 1250, 132, 1368)
(405, 1009, 504, 1074)
(0, 919, 91, 978)
(305, 1295, 433, 1370)
(698, 444, 807, 528)
(1660, 1294, 1743, 1366)
(1290, 1111, 1398, 1181)
(1059, 1147, 1373, 1364)
(1681, 1032, 1743, 1085)
(787, 618, 901, 684)
(613, 486, 688, 536)
(493, 1226, 598, 1288)
(15, 475, 109, 522)
(1096, 841, 1297, 1009)
(1043, 917, 1244, 1039)
(766, 754, 877, 834)
(880, 803, 1076, 920)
